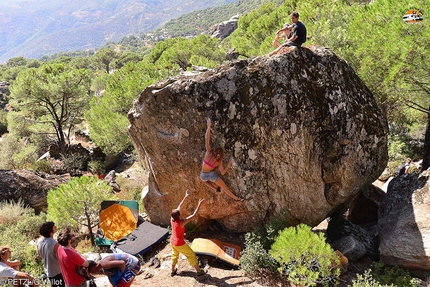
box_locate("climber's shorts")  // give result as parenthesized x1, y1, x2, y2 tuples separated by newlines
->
(200, 171, 219, 182)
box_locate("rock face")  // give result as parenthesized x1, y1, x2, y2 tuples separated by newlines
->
(208, 15, 239, 40)
(347, 184, 386, 225)
(327, 212, 379, 262)
(0, 170, 69, 213)
(378, 171, 430, 271)
(128, 45, 388, 233)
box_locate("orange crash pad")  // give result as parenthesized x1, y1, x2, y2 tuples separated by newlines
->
(191, 238, 241, 267)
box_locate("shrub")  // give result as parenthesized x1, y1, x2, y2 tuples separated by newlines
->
(351, 269, 396, 287)
(240, 233, 278, 274)
(33, 159, 53, 173)
(245, 208, 292, 251)
(87, 159, 106, 175)
(0, 110, 7, 135)
(59, 153, 88, 175)
(0, 199, 30, 225)
(371, 262, 420, 287)
(270, 224, 340, 287)
(47, 175, 117, 245)
(0, 208, 46, 277)
(240, 209, 291, 275)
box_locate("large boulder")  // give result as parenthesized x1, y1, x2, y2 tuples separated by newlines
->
(209, 15, 239, 40)
(378, 171, 430, 271)
(0, 170, 69, 213)
(128, 45, 388, 232)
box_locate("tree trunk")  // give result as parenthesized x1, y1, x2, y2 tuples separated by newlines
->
(421, 106, 430, 171)
(84, 206, 96, 246)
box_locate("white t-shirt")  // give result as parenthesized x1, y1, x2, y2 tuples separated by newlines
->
(37, 237, 62, 277)
(0, 261, 18, 279)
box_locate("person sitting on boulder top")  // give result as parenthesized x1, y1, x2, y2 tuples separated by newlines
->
(200, 118, 244, 202)
(272, 23, 292, 48)
(399, 158, 412, 176)
(269, 11, 307, 56)
(170, 191, 205, 277)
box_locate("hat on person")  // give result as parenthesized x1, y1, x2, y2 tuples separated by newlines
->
(283, 23, 291, 28)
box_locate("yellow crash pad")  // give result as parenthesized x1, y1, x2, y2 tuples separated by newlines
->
(191, 238, 241, 267)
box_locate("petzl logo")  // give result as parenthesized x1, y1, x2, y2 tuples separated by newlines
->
(402, 9, 423, 23)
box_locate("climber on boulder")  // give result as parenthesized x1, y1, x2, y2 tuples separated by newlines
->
(200, 118, 244, 202)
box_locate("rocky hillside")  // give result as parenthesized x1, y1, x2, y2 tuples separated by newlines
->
(0, 0, 237, 62)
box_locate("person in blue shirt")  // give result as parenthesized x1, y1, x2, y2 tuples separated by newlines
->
(89, 253, 140, 287)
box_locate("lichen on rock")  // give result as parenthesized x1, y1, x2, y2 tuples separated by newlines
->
(128, 45, 388, 233)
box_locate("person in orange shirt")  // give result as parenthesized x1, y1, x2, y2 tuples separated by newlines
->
(170, 190, 205, 277)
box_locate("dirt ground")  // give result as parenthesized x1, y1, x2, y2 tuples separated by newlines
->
(132, 230, 295, 287)
(109, 164, 429, 287)
(115, 227, 375, 287)
(110, 166, 364, 287)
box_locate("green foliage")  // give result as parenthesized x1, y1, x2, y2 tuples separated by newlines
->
(11, 144, 38, 169)
(113, 51, 144, 70)
(91, 48, 118, 73)
(160, 0, 284, 38)
(86, 60, 168, 154)
(240, 209, 291, 275)
(388, 134, 422, 163)
(371, 262, 420, 287)
(0, 135, 22, 169)
(227, 2, 291, 57)
(240, 233, 278, 274)
(87, 159, 106, 175)
(40, 50, 95, 62)
(155, 35, 226, 70)
(5, 111, 33, 139)
(0, 134, 39, 169)
(0, 199, 32, 226)
(351, 267, 420, 287)
(91, 72, 110, 95)
(0, 204, 46, 276)
(47, 176, 116, 244)
(244, 208, 292, 251)
(9, 63, 91, 151)
(352, 269, 396, 287)
(33, 159, 53, 174)
(270, 224, 340, 287)
(60, 153, 88, 175)
(0, 110, 8, 136)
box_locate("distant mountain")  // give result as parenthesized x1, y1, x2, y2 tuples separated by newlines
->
(159, 0, 284, 38)
(0, 0, 237, 63)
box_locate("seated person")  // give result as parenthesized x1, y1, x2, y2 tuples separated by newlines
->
(269, 11, 307, 56)
(89, 253, 141, 287)
(0, 246, 39, 286)
(272, 23, 292, 48)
